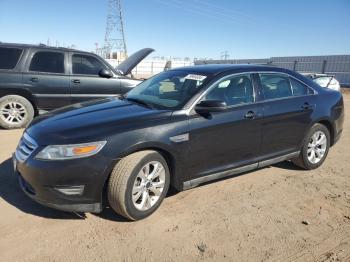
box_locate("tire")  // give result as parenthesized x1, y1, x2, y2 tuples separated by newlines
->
(108, 150, 170, 220)
(0, 95, 34, 129)
(292, 123, 330, 170)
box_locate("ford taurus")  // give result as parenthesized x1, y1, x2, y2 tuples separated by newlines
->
(14, 64, 344, 220)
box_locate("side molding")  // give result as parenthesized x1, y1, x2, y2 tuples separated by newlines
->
(183, 151, 300, 190)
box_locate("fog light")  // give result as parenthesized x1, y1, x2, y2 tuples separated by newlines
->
(54, 185, 85, 196)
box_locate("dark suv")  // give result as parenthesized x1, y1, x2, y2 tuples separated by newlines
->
(0, 43, 153, 129)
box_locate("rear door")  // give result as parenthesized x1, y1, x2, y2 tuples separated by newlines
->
(69, 52, 121, 103)
(258, 73, 316, 158)
(23, 49, 70, 110)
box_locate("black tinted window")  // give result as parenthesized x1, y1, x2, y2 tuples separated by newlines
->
(290, 78, 310, 96)
(260, 74, 292, 100)
(0, 47, 23, 69)
(72, 54, 107, 75)
(205, 74, 254, 106)
(29, 51, 64, 73)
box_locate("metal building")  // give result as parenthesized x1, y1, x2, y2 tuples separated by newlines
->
(195, 55, 350, 87)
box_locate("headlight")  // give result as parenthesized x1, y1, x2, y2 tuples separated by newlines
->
(35, 141, 107, 160)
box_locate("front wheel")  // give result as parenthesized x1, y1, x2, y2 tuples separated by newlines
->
(292, 123, 330, 170)
(107, 150, 170, 220)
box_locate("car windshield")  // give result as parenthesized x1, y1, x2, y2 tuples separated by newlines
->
(313, 76, 332, 87)
(124, 70, 210, 110)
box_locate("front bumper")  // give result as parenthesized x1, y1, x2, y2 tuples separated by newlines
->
(18, 174, 101, 212)
(14, 152, 112, 213)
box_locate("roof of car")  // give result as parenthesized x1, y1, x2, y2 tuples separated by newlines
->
(0, 42, 90, 53)
(172, 64, 284, 75)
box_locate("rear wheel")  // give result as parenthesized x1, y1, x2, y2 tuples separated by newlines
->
(107, 150, 170, 220)
(0, 95, 34, 129)
(292, 123, 330, 170)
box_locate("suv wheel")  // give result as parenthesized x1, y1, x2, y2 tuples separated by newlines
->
(108, 150, 170, 220)
(292, 123, 330, 170)
(0, 95, 34, 129)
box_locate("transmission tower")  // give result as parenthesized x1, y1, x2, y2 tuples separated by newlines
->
(104, 0, 127, 59)
(220, 51, 230, 60)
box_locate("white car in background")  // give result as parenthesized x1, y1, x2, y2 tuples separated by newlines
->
(304, 73, 341, 91)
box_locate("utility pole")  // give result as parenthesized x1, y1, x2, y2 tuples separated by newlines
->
(104, 0, 127, 59)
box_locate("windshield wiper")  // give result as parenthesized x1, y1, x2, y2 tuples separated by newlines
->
(124, 97, 154, 109)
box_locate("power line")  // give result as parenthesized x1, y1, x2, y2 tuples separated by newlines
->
(152, 0, 296, 31)
(154, 0, 255, 26)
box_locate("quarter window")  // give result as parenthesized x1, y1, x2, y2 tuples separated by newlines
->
(259, 74, 293, 100)
(29, 51, 65, 73)
(0, 47, 23, 69)
(72, 54, 107, 75)
(205, 74, 254, 106)
(290, 78, 310, 96)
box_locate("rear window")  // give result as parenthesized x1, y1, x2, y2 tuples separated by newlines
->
(0, 47, 23, 69)
(259, 74, 293, 100)
(29, 51, 65, 74)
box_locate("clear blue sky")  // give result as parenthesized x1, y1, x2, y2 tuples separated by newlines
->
(0, 0, 349, 59)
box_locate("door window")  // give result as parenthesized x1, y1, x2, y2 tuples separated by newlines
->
(205, 74, 254, 106)
(290, 78, 310, 96)
(259, 74, 293, 100)
(72, 54, 107, 75)
(29, 51, 65, 73)
(0, 47, 23, 69)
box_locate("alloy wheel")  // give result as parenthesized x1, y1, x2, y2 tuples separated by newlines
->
(307, 130, 327, 164)
(132, 161, 166, 211)
(0, 102, 27, 125)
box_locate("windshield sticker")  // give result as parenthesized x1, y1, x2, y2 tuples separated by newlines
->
(184, 74, 207, 81)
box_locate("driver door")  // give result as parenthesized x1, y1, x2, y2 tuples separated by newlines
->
(69, 52, 121, 103)
(187, 73, 263, 178)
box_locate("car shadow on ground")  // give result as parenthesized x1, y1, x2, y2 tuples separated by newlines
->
(0, 157, 303, 222)
(94, 184, 180, 222)
(273, 160, 304, 170)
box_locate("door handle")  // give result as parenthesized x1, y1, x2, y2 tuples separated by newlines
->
(72, 79, 80, 84)
(244, 111, 255, 119)
(30, 77, 39, 82)
(302, 102, 313, 110)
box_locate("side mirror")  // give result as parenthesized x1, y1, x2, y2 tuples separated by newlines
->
(195, 100, 227, 114)
(98, 69, 113, 79)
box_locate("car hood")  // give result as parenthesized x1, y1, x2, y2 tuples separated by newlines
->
(26, 97, 171, 145)
(116, 48, 154, 76)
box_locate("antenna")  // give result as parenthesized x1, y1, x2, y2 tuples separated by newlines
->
(104, 0, 127, 59)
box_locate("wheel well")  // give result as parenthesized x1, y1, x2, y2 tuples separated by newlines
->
(133, 147, 176, 183)
(151, 147, 175, 177)
(318, 120, 334, 146)
(101, 147, 177, 204)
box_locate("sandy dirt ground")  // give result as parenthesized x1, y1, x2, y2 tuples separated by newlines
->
(1, 95, 350, 262)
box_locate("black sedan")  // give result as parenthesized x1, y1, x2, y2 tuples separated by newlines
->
(14, 64, 344, 220)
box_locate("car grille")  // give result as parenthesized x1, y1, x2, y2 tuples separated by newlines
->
(15, 133, 38, 162)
